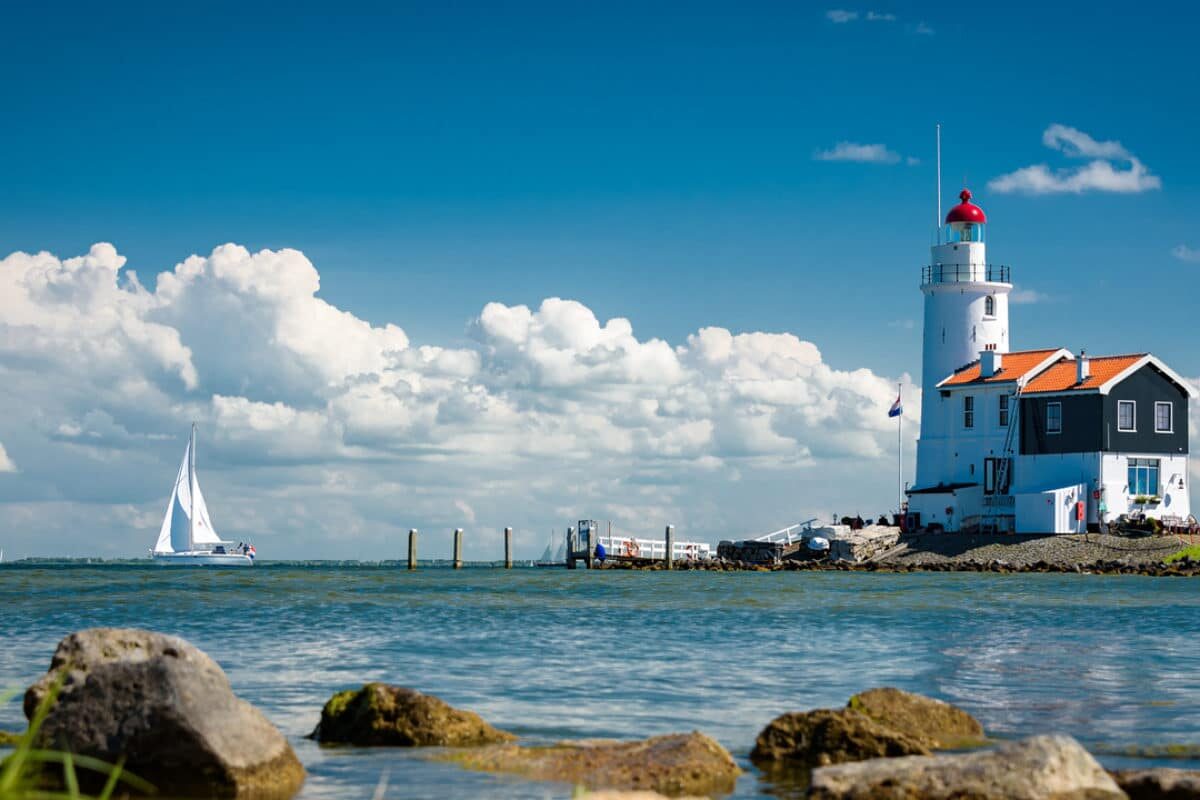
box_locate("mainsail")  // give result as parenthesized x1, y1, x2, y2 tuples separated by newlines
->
(153, 427, 220, 554)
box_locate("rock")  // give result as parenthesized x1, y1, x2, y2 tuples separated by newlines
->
(311, 682, 514, 746)
(24, 628, 304, 799)
(847, 687, 985, 749)
(749, 708, 929, 767)
(808, 734, 1124, 800)
(1112, 768, 1200, 799)
(441, 731, 739, 797)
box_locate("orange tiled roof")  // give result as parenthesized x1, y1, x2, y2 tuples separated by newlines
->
(1022, 354, 1146, 394)
(940, 348, 1062, 386)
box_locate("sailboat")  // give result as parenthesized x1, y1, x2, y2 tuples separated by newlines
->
(535, 531, 567, 568)
(150, 424, 254, 566)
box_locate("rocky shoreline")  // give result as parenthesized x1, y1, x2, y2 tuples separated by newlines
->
(6, 627, 1200, 799)
(598, 532, 1200, 576)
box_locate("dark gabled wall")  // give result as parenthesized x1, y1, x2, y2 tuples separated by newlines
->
(1020, 394, 1102, 455)
(1020, 363, 1190, 456)
(1103, 364, 1189, 454)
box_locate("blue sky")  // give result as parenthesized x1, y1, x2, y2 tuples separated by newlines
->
(0, 2, 1196, 557)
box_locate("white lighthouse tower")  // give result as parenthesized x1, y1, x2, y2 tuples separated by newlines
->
(914, 188, 1012, 488)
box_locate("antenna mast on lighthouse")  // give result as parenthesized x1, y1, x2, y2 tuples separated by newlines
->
(935, 123, 942, 230)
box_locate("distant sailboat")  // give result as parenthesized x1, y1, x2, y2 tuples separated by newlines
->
(150, 424, 254, 567)
(535, 531, 566, 568)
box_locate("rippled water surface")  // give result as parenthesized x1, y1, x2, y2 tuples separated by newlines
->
(2, 563, 1199, 798)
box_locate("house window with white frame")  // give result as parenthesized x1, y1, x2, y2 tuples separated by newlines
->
(1155, 401, 1173, 433)
(963, 395, 975, 429)
(1046, 402, 1062, 434)
(1118, 400, 1136, 432)
(999, 394, 1009, 427)
(1128, 458, 1160, 497)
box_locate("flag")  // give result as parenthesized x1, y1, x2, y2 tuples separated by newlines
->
(888, 395, 903, 418)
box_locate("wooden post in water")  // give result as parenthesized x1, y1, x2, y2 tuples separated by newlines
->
(565, 526, 575, 570)
(408, 529, 418, 570)
(453, 528, 463, 569)
(665, 524, 675, 570)
(504, 527, 513, 569)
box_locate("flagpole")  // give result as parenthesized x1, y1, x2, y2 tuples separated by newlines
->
(897, 382, 903, 518)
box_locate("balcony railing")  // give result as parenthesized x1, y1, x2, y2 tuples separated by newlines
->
(922, 264, 1011, 284)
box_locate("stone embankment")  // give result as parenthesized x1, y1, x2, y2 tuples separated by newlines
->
(603, 532, 1200, 576)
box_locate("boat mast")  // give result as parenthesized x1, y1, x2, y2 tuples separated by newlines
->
(189, 422, 196, 552)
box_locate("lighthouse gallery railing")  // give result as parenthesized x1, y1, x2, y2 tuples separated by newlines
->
(921, 264, 1011, 284)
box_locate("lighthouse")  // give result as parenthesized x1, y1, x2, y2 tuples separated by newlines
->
(907, 185, 1194, 534)
(914, 189, 1012, 488)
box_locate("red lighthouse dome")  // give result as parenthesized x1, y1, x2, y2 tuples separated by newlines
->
(945, 188, 986, 224)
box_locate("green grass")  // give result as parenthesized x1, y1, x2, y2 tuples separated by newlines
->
(0, 679, 155, 799)
(1163, 545, 1200, 564)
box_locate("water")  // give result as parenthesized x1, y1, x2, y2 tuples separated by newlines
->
(2, 563, 1199, 798)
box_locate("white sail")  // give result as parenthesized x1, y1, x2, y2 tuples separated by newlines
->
(539, 537, 555, 562)
(154, 440, 194, 554)
(190, 480, 222, 544)
(153, 429, 222, 553)
(553, 536, 567, 562)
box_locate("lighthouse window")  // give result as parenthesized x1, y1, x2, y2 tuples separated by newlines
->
(963, 396, 975, 429)
(984, 296, 995, 317)
(1046, 402, 1062, 434)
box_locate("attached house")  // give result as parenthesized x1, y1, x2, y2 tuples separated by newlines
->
(907, 348, 1195, 534)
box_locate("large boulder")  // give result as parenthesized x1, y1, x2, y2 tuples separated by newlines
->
(441, 732, 740, 797)
(847, 687, 986, 749)
(749, 708, 929, 767)
(808, 734, 1125, 800)
(24, 628, 304, 799)
(1112, 768, 1200, 799)
(311, 683, 514, 746)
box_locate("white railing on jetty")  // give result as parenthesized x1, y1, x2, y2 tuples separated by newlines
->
(597, 535, 713, 561)
(751, 519, 822, 545)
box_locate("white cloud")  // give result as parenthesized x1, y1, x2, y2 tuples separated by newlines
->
(1010, 288, 1050, 305)
(1173, 245, 1200, 264)
(815, 142, 902, 164)
(913, 22, 934, 35)
(866, 11, 896, 21)
(0, 443, 16, 473)
(989, 124, 1161, 195)
(826, 9, 859, 22)
(0, 243, 919, 559)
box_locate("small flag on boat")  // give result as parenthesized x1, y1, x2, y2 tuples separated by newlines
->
(888, 395, 903, 418)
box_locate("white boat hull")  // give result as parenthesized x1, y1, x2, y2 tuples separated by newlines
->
(151, 551, 254, 567)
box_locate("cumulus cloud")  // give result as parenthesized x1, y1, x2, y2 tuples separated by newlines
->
(1173, 245, 1200, 264)
(989, 124, 1161, 195)
(815, 142, 903, 164)
(0, 443, 16, 473)
(0, 243, 918, 559)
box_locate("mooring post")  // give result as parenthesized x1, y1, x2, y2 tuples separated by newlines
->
(565, 526, 575, 570)
(453, 528, 463, 569)
(665, 524, 675, 570)
(408, 528, 418, 570)
(504, 527, 513, 569)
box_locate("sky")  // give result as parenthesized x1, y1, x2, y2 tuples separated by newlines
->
(0, 1, 1197, 559)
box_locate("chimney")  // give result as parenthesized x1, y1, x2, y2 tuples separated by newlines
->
(1077, 350, 1090, 384)
(980, 348, 1002, 378)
